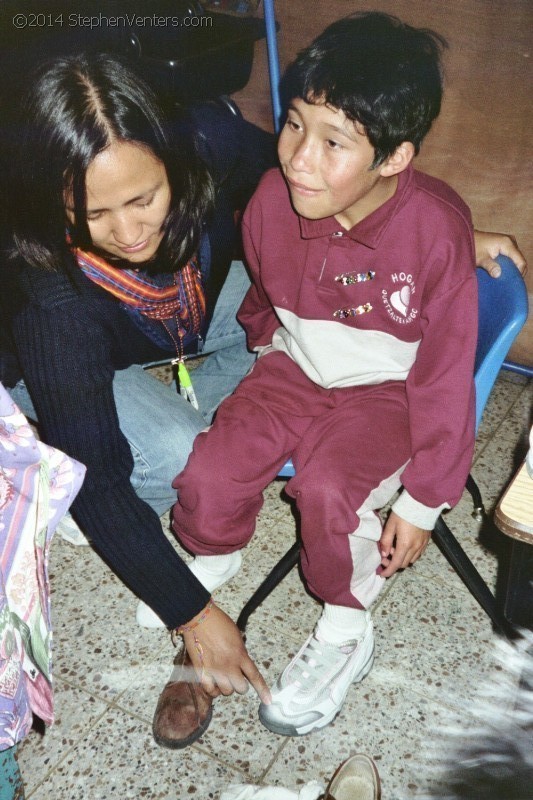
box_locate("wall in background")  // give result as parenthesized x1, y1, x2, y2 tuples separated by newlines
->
(233, 0, 532, 365)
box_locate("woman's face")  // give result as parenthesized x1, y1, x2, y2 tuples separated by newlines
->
(66, 140, 172, 264)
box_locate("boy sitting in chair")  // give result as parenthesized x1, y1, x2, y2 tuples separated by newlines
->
(172, 11, 478, 736)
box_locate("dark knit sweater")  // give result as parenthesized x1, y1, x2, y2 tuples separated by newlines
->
(0, 105, 276, 628)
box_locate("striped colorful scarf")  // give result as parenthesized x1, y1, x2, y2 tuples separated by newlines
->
(73, 247, 206, 343)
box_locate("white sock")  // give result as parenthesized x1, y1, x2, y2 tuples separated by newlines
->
(316, 603, 370, 645)
(192, 552, 240, 575)
(188, 551, 242, 593)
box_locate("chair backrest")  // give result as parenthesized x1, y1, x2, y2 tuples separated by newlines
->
(474, 255, 529, 430)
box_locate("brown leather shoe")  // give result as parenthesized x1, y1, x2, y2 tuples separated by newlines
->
(152, 649, 214, 749)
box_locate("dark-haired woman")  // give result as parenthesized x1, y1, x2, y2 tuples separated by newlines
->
(0, 53, 525, 750)
(0, 53, 276, 749)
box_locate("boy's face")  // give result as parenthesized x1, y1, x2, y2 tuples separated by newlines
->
(278, 97, 397, 230)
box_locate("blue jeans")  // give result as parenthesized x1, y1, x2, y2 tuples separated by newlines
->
(10, 261, 255, 517)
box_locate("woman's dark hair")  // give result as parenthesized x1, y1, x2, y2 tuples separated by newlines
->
(8, 52, 214, 271)
(281, 11, 447, 167)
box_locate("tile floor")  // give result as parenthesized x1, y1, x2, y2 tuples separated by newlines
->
(17, 369, 532, 799)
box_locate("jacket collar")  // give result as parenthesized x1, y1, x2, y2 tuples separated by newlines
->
(298, 163, 414, 248)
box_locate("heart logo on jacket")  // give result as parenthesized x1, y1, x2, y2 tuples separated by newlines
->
(390, 285, 411, 317)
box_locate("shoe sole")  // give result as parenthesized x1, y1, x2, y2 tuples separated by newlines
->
(259, 648, 374, 737)
(152, 705, 213, 749)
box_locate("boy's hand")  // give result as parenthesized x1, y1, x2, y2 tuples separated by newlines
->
(379, 511, 431, 578)
(473, 230, 527, 277)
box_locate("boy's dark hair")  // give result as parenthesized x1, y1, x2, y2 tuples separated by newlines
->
(281, 11, 447, 167)
(6, 53, 213, 272)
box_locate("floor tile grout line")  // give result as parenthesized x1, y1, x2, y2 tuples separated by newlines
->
(394, 668, 502, 721)
(258, 737, 293, 783)
(24, 695, 263, 796)
(53, 674, 136, 707)
(25, 372, 527, 798)
(23, 702, 118, 799)
(31, 691, 279, 794)
(473, 380, 532, 465)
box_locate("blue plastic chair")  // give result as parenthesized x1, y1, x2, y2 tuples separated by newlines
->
(237, 256, 529, 636)
(475, 261, 529, 421)
(263, 0, 282, 132)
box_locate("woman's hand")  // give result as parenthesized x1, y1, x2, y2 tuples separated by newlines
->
(182, 602, 271, 704)
(473, 230, 527, 277)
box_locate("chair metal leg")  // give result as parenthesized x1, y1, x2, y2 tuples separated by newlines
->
(432, 516, 514, 638)
(237, 541, 301, 632)
(465, 473, 485, 520)
(238, 516, 515, 639)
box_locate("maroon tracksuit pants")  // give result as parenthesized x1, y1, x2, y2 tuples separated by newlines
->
(172, 351, 411, 609)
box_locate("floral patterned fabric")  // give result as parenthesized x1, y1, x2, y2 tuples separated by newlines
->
(0, 383, 85, 749)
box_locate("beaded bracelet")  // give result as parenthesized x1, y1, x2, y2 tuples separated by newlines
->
(172, 600, 214, 680)
(173, 599, 214, 637)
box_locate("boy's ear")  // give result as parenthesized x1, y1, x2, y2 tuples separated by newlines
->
(379, 142, 415, 177)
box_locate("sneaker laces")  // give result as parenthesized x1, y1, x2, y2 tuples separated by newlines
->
(288, 635, 357, 689)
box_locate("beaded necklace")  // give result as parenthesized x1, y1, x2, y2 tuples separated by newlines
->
(74, 245, 205, 408)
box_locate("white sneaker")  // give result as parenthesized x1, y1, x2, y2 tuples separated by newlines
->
(57, 514, 89, 546)
(259, 614, 374, 736)
(136, 601, 165, 629)
(136, 551, 243, 629)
